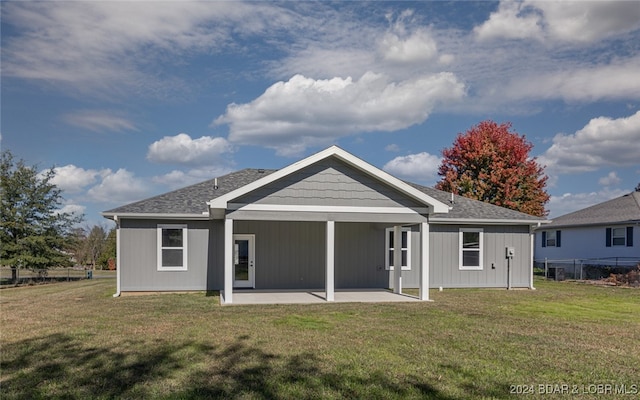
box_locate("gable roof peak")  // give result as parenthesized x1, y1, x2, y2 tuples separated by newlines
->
(207, 145, 451, 213)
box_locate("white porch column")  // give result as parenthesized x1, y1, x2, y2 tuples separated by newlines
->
(420, 222, 430, 301)
(224, 218, 234, 304)
(393, 225, 402, 294)
(326, 220, 335, 302)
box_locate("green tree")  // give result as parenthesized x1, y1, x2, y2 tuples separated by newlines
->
(0, 150, 83, 282)
(97, 228, 116, 270)
(436, 120, 550, 217)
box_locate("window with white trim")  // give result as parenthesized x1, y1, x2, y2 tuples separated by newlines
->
(612, 227, 626, 246)
(157, 224, 188, 271)
(385, 227, 411, 271)
(459, 228, 483, 270)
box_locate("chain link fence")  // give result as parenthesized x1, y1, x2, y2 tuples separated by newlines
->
(534, 257, 640, 283)
(0, 267, 115, 287)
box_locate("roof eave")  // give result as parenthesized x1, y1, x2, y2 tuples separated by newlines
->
(102, 212, 210, 220)
(429, 217, 549, 226)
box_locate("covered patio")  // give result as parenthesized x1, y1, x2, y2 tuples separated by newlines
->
(220, 289, 422, 305)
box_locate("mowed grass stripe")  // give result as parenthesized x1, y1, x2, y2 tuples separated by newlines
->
(1, 278, 638, 399)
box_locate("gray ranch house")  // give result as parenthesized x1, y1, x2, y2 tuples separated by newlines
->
(103, 146, 545, 304)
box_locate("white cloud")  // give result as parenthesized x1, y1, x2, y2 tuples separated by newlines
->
(1, 2, 301, 97)
(379, 29, 438, 63)
(147, 134, 233, 166)
(531, 1, 640, 43)
(86, 169, 150, 204)
(215, 72, 465, 156)
(47, 165, 107, 194)
(474, 1, 640, 43)
(152, 166, 234, 190)
(383, 152, 441, 184)
(598, 171, 622, 187)
(540, 111, 640, 174)
(502, 57, 640, 103)
(547, 188, 629, 218)
(385, 144, 400, 152)
(474, 1, 542, 42)
(62, 110, 138, 132)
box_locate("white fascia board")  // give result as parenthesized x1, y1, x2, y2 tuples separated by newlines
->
(101, 212, 209, 220)
(429, 217, 549, 226)
(208, 145, 450, 213)
(229, 203, 430, 214)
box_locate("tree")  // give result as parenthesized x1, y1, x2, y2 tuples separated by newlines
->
(0, 150, 83, 282)
(435, 120, 550, 217)
(75, 225, 107, 270)
(97, 228, 116, 270)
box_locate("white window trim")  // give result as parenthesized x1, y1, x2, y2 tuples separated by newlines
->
(385, 227, 411, 271)
(545, 230, 557, 247)
(612, 227, 626, 246)
(459, 228, 483, 270)
(157, 224, 188, 271)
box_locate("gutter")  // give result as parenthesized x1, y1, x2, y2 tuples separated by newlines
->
(113, 215, 121, 298)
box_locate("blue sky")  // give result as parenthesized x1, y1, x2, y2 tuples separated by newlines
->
(2, 1, 640, 226)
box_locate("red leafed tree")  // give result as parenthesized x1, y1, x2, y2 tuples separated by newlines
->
(435, 120, 549, 217)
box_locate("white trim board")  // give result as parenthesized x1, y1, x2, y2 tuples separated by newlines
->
(229, 203, 430, 214)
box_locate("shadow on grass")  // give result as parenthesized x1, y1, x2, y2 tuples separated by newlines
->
(0, 333, 497, 399)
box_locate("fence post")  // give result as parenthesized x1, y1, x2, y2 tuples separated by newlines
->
(580, 261, 583, 280)
(545, 258, 548, 279)
(67, 268, 70, 282)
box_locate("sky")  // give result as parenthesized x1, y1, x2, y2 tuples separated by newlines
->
(2, 1, 640, 227)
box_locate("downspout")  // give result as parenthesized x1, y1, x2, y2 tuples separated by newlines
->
(112, 215, 122, 298)
(530, 222, 541, 290)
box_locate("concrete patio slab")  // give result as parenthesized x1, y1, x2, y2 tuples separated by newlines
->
(221, 289, 421, 305)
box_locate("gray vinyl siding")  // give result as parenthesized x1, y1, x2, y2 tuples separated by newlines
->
(234, 220, 326, 289)
(235, 221, 397, 289)
(233, 157, 424, 209)
(119, 219, 213, 291)
(428, 225, 531, 288)
(335, 223, 389, 288)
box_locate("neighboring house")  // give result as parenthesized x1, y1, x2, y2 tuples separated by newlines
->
(103, 146, 545, 303)
(535, 192, 640, 264)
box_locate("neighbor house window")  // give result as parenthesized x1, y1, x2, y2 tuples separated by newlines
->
(385, 227, 411, 271)
(606, 227, 633, 247)
(157, 224, 188, 271)
(541, 230, 561, 247)
(459, 228, 483, 270)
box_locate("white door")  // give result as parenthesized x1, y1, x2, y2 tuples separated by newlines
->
(233, 234, 255, 288)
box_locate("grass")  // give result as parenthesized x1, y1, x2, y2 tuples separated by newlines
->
(1, 278, 638, 399)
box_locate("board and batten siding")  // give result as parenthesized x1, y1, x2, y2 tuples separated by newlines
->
(233, 157, 424, 209)
(235, 221, 398, 289)
(119, 219, 217, 291)
(234, 220, 326, 289)
(428, 225, 532, 288)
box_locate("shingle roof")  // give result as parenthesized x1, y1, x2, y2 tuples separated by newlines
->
(103, 169, 276, 215)
(544, 192, 640, 228)
(104, 167, 544, 223)
(405, 182, 544, 222)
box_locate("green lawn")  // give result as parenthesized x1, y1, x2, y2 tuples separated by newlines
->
(1, 278, 638, 399)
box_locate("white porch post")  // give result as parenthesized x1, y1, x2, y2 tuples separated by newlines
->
(420, 222, 430, 301)
(393, 225, 402, 294)
(326, 220, 335, 302)
(224, 218, 234, 304)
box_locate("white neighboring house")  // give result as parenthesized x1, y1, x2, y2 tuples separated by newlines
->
(535, 192, 640, 266)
